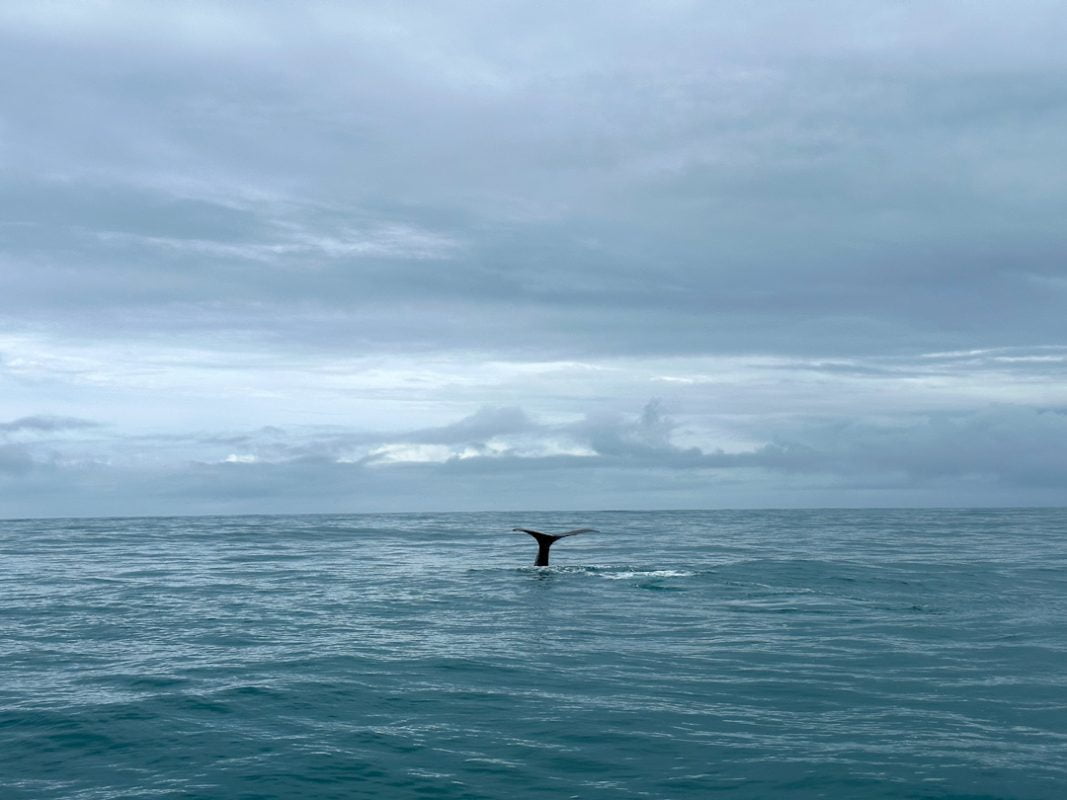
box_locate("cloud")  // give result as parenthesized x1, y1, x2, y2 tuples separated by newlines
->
(2, 402, 1064, 517)
(0, 415, 100, 434)
(1, 2, 1066, 360)
(570, 400, 682, 458)
(1, 3, 1065, 514)
(0, 414, 100, 479)
(403, 406, 535, 445)
(753, 405, 1067, 488)
(0, 444, 34, 476)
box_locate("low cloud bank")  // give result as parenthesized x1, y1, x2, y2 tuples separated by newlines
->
(2, 403, 1064, 517)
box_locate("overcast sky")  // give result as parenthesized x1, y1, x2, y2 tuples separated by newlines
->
(2, 1, 1066, 517)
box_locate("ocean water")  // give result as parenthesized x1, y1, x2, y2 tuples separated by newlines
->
(2, 509, 1065, 800)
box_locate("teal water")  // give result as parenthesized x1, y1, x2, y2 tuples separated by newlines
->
(2, 509, 1065, 799)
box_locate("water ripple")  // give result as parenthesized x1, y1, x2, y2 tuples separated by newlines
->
(1, 509, 1066, 799)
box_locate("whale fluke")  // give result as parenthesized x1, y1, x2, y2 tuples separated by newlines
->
(513, 527, 599, 566)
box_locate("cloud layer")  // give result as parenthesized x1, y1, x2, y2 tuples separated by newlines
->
(5, 1, 1067, 357)
(2, 2, 1065, 515)
(3, 400, 1065, 517)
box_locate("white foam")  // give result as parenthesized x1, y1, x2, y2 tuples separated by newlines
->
(601, 569, 694, 580)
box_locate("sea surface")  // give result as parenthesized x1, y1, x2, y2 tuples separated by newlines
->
(2, 508, 1066, 799)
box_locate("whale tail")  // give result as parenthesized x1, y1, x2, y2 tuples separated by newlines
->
(513, 528, 598, 566)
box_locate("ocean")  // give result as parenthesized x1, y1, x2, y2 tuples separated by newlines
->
(2, 508, 1065, 799)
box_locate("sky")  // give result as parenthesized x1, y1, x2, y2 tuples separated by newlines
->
(2, 0, 1066, 517)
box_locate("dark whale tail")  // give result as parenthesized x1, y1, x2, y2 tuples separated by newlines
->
(513, 527, 598, 566)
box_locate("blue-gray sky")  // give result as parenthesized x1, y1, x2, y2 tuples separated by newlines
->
(2, 1, 1066, 516)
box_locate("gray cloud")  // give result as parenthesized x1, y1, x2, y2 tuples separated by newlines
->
(0, 444, 34, 476)
(402, 406, 535, 445)
(753, 406, 1067, 488)
(0, 415, 100, 434)
(0, 414, 100, 479)
(2, 2, 1066, 359)
(1, 3, 1065, 514)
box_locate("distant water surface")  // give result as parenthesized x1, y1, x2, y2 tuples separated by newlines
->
(2, 509, 1066, 799)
